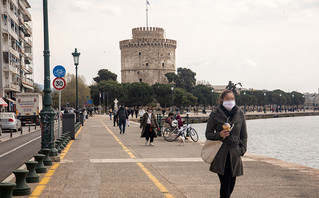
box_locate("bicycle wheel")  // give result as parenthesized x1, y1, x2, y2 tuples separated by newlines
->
(163, 128, 179, 142)
(189, 127, 199, 142)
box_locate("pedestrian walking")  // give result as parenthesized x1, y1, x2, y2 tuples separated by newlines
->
(138, 107, 145, 117)
(117, 105, 128, 134)
(205, 89, 248, 198)
(83, 109, 87, 120)
(135, 108, 138, 118)
(109, 108, 113, 120)
(140, 106, 159, 146)
(113, 108, 119, 127)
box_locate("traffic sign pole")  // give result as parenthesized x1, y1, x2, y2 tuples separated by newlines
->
(52, 73, 66, 139)
(58, 90, 61, 138)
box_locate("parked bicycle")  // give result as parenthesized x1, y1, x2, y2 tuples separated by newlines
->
(163, 123, 199, 142)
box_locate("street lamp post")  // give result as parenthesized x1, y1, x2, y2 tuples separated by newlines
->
(171, 86, 174, 111)
(292, 94, 295, 112)
(211, 89, 214, 110)
(313, 94, 316, 111)
(243, 91, 246, 114)
(303, 95, 305, 112)
(279, 93, 282, 112)
(263, 92, 266, 113)
(40, 0, 57, 156)
(72, 48, 80, 122)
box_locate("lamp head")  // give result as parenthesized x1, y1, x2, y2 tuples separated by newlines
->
(72, 48, 81, 66)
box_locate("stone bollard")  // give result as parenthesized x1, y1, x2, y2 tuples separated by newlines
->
(40, 148, 53, 166)
(25, 161, 39, 183)
(55, 140, 62, 153)
(57, 138, 65, 150)
(34, 154, 47, 173)
(60, 137, 67, 147)
(0, 182, 16, 198)
(12, 170, 31, 196)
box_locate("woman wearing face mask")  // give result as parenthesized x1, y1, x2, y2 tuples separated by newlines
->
(205, 90, 248, 198)
(140, 106, 159, 146)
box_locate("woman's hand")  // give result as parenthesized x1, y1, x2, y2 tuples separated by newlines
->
(219, 130, 230, 138)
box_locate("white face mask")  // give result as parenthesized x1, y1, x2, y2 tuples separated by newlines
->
(223, 100, 236, 111)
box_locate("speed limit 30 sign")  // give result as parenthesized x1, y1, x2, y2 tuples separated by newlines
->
(53, 77, 66, 90)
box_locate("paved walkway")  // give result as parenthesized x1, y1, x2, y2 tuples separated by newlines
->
(21, 115, 319, 198)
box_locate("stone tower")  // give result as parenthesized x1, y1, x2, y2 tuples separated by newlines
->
(120, 27, 177, 85)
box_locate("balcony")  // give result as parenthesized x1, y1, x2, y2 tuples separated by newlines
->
(25, 23, 32, 35)
(26, 38, 32, 47)
(5, 83, 20, 92)
(21, 65, 32, 74)
(3, 64, 19, 74)
(2, 5, 19, 24)
(19, 1, 32, 22)
(9, 47, 19, 58)
(2, 25, 19, 41)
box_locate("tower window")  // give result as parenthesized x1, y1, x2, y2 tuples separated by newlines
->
(138, 52, 141, 56)
(162, 63, 165, 67)
(146, 63, 149, 67)
(168, 53, 171, 56)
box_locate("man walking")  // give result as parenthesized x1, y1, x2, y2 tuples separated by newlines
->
(117, 105, 128, 134)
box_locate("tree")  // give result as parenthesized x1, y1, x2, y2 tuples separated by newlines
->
(191, 84, 213, 108)
(152, 83, 173, 107)
(123, 82, 153, 107)
(173, 88, 197, 107)
(52, 74, 90, 109)
(97, 80, 125, 107)
(93, 69, 117, 83)
(165, 67, 196, 92)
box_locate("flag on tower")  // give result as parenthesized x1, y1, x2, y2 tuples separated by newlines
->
(147, 0, 150, 5)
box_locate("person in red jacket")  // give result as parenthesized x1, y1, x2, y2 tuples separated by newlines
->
(176, 114, 183, 129)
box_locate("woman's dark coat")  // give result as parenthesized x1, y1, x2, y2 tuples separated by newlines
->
(140, 112, 159, 137)
(205, 105, 248, 177)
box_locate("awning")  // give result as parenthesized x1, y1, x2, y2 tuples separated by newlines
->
(22, 82, 34, 90)
(5, 98, 15, 104)
(0, 98, 8, 107)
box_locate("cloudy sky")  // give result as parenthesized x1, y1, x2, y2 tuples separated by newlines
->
(28, 0, 319, 93)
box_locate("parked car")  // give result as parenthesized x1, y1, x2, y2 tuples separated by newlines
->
(0, 113, 22, 132)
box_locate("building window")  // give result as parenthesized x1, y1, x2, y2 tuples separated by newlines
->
(138, 52, 141, 56)
(140, 78, 142, 82)
(146, 63, 148, 67)
(162, 63, 165, 67)
(168, 53, 171, 56)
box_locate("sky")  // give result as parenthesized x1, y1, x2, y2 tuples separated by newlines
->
(28, 0, 319, 93)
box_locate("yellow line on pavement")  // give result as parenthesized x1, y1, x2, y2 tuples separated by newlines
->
(100, 120, 175, 198)
(29, 124, 84, 198)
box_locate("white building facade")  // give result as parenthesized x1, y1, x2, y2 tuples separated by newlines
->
(0, 0, 34, 112)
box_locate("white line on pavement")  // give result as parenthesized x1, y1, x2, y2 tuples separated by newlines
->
(89, 157, 256, 163)
(0, 136, 41, 158)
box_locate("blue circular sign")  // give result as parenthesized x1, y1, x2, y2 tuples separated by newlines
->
(53, 65, 66, 78)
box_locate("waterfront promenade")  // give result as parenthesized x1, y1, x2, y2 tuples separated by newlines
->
(11, 115, 319, 198)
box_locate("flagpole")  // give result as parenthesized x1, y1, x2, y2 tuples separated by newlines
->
(146, 0, 148, 28)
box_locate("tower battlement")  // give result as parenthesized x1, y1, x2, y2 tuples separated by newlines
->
(132, 27, 165, 39)
(119, 38, 177, 50)
(119, 27, 177, 85)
